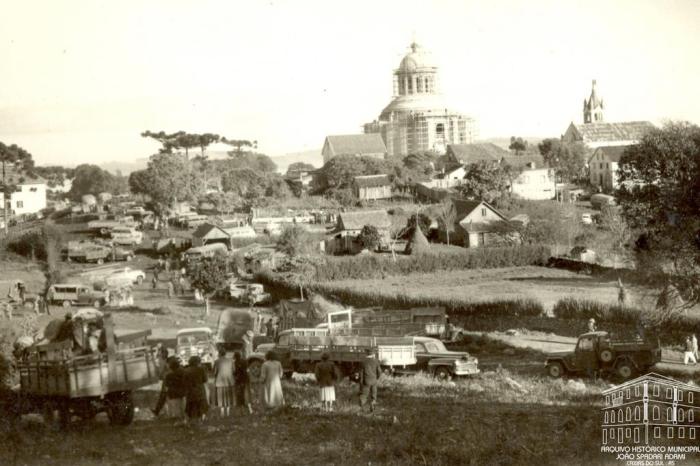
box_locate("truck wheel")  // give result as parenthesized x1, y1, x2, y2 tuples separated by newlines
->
(126, 255, 133, 262)
(100, 228, 108, 235)
(62, 300, 72, 308)
(546, 362, 564, 378)
(616, 361, 635, 380)
(97, 258, 104, 265)
(107, 392, 134, 426)
(434, 366, 452, 381)
(599, 349, 614, 363)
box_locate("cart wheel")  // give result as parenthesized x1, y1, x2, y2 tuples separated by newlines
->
(434, 366, 452, 381)
(62, 300, 72, 308)
(107, 391, 134, 426)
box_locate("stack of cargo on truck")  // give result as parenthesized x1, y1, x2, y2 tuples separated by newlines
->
(12, 313, 158, 427)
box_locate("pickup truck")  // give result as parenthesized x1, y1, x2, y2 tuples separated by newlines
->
(392, 336, 479, 380)
(249, 328, 416, 380)
(545, 331, 662, 380)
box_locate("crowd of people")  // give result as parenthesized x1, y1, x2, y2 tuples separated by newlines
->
(151, 346, 384, 425)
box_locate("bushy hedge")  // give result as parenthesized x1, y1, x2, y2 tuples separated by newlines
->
(314, 245, 551, 281)
(6, 230, 46, 260)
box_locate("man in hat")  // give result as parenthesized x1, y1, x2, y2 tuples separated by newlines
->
(359, 348, 382, 413)
(587, 318, 597, 333)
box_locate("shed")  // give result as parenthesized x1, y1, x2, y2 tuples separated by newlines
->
(192, 223, 231, 248)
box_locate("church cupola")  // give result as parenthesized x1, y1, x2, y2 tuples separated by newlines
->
(393, 42, 439, 97)
(583, 79, 604, 123)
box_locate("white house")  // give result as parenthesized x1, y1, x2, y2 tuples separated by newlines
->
(451, 199, 516, 248)
(0, 168, 47, 216)
(588, 145, 627, 192)
(500, 155, 556, 201)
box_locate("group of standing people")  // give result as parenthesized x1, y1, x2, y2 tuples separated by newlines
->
(153, 348, 286, 425)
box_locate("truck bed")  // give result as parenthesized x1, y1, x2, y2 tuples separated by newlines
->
(288, 333, 416, 366)
(18, 346, 159, 398)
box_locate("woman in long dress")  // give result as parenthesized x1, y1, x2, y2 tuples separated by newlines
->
(260, 351, 284, 409)
(212, 348, 235, 417)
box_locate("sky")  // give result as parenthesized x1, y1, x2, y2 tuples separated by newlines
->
(1, 0, 699, 166)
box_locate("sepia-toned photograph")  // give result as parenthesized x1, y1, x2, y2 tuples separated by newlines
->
(1, 1, 700, 464)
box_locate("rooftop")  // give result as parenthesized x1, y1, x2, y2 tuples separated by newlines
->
(447, 143, 508, 164)
(591, 145, 629, 163)
(324, 134, 387, 157)
(572, 121, 655, 143)
(353, 174, 391, 188)
(338, 210, 391, 231)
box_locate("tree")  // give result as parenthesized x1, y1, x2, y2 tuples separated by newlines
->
(187, 255, 231, 317)
(538, 139, 588, 182)
(436, 199, 457, 246)
(406, 213, 431, 237)
(33, 166, 75, 189)
(617, 121, 700, 307)
(286, 162, 316, 173)
(68, 165, 118, 201)
(0, 142, 34, 234)
(509, 136, 528, 155)
(456, 162, 515, 204)
(276, 224, 313, 258)
(221, 137, 257, 156)
(598, 205, 631, 268)
(141, 153, 198, 213)
(357, 225, 381, 251)
(128, 169, 152, 196)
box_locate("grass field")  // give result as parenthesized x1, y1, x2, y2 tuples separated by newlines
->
(0, 371, 606, 466)
(315, 266, 629, 311)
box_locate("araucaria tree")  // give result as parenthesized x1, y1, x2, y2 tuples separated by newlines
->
(617, 121, 700, 307)
(187, 255, 231, 316)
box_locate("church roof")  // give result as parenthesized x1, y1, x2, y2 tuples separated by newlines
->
(571, 121, 655, 143)
(323, 134, 387, 157)
(446, 143, 508, 164)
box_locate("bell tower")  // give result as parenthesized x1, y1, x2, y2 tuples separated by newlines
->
(583, 79, 604, 124)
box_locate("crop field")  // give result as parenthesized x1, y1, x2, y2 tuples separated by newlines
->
(315, 266, 629, 311)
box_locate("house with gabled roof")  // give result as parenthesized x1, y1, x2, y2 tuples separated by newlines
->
(0, 165, 47, 217)
(444, 143, 507, 167)
(352, 174, 392, 201)
(588, 145, 628, 191)
(449, 199, 517, 248)
(192, 223, 231, 248)
(326, 209, 391, 254)
(321, 134, 387, 165)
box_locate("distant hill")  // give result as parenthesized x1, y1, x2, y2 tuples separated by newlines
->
(270, 149, 322, 173)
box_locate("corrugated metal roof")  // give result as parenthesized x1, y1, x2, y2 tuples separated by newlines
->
(325, 134, 387, 157)
(446, 143, 508, 163)
(338, 210, 391, 231)
(353, 174, 391, 188)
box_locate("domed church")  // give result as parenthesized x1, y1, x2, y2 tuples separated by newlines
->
(363, 42, 477, 157)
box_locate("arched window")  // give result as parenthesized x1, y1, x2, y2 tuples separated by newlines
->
(667, 407, 673, 421)
(634, 407, 641, 421)
(653, 406, 660, 420)
(436, 123, 445, 136)
(618, 409, 623, 421)
(611, 410, 616, 423)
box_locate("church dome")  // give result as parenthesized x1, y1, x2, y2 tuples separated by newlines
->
(398, 42, 436, 72)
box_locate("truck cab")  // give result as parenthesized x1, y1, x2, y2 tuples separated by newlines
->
(176, 328, 216, 370)
(545, 331, 661, 380)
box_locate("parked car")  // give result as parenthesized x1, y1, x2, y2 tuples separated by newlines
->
(545, 331, 661, 380)
(46, 284, 107, 308)
(393, 336, 479, 380)
(176, 327, 217, 370)
(110, 227, 143, 246)
(93, 267, 146, 289)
